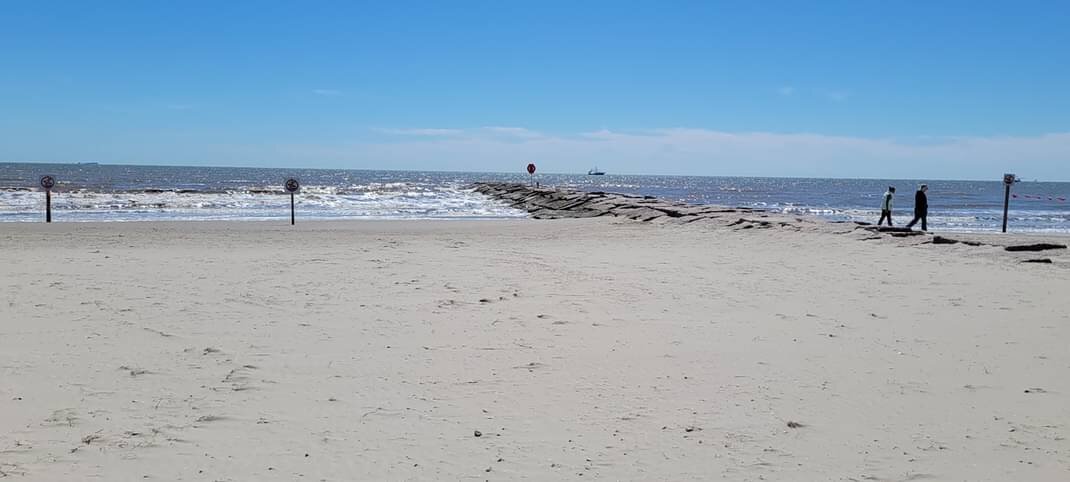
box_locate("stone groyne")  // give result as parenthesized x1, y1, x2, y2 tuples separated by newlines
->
(472, 182, 1068, 263)
(471, 182, 769, 226)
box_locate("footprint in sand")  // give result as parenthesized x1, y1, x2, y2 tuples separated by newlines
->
(119, 365, 152, 377)
(0, 462, 26, 477)
(217, 364, 260, 392)
(43, 408, 79, 427)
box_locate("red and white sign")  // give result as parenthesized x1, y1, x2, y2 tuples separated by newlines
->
(526, 163, 536, 175)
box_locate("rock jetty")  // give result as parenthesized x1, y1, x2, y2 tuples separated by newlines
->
(471, 183, 1068, 265)
(471, 182, 770, 225)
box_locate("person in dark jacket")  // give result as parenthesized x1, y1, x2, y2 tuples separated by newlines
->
(905, 184, 929, 231)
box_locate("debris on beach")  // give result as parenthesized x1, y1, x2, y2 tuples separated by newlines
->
(81, 432, 102, 445)
(1005, 243, 1066, 252)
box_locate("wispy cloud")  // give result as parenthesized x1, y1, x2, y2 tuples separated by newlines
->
(374, 126, 546, 139)
(350, 127, 1070, 179)
(480, 126, 544, 139)
(825, 90, 852, 102)
(165, 104, 194, 111)
(204, 127, 1070, 180)
(374, 127, 463, 136)
(777, 86, 795, 96)
(312, 89, 341, 96)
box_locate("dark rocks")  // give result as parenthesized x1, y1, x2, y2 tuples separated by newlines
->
(651, 207, 685, 218)
(932, 236, 960, 245)
(1005, 243, 1067, 252)
(471, 182, 766, 226)
(726, 218, 772, 229)
(876, 226, 919, 233)
(614, 207, 667, 221)
(470, 183, 1070, 275)
(470, 184, 1067, 268)
(860, 225, 928, 238)
(889, 231, 926, 237)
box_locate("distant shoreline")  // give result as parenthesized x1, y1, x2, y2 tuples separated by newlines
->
(1, 163, 1067, 231)
(4, 161, 1069, 183)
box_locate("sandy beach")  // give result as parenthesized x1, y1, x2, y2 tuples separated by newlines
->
(1, 217, 1069, 481)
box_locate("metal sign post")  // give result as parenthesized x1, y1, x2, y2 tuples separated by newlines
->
(284, 178, 300, 225)
(526, 163, 536, 186)
(40, 175, 56, 223)
(1002, 173, 1016, 233)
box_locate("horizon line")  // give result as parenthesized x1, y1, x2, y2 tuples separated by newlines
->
(1, 160, 1064, 183)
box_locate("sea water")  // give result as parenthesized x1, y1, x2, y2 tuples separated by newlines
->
(1, 163, 1068, 233)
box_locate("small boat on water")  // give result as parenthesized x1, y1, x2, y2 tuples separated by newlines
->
(587, 167, 605, 176)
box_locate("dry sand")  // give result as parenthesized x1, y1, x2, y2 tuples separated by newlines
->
(1, 218, 1068, 481)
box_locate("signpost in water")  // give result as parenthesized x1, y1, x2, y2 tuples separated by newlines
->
(1003, 173, 1017, 233)
(285, 178, 300, 225)
(40, 175, 55, 223)
(526, 163, 536, 186)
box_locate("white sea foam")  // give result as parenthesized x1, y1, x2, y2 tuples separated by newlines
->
(2, 163, 1068, 231)
(0, 184, 527, 222)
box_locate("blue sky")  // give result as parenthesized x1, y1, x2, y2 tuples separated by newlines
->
(2, 1, 1069, 179)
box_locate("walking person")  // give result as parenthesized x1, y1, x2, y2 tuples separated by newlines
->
(905, 184, 929, 231)
(877, 186, 895, 226)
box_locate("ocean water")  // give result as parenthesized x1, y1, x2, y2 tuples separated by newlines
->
(2, 162, 1069, 233)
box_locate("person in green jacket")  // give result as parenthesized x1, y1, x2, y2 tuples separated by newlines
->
(877, 186, 895, 226)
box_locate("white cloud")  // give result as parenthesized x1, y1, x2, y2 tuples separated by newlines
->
(215, 127, 1070, 180)
(777, 86, 795, 96)
(373, 127, 464, 136)
(312, 89, 341, 96)
(481, 126, 543, 138)
(374, 126, 546, 140)
(825, 91, 852, 102)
